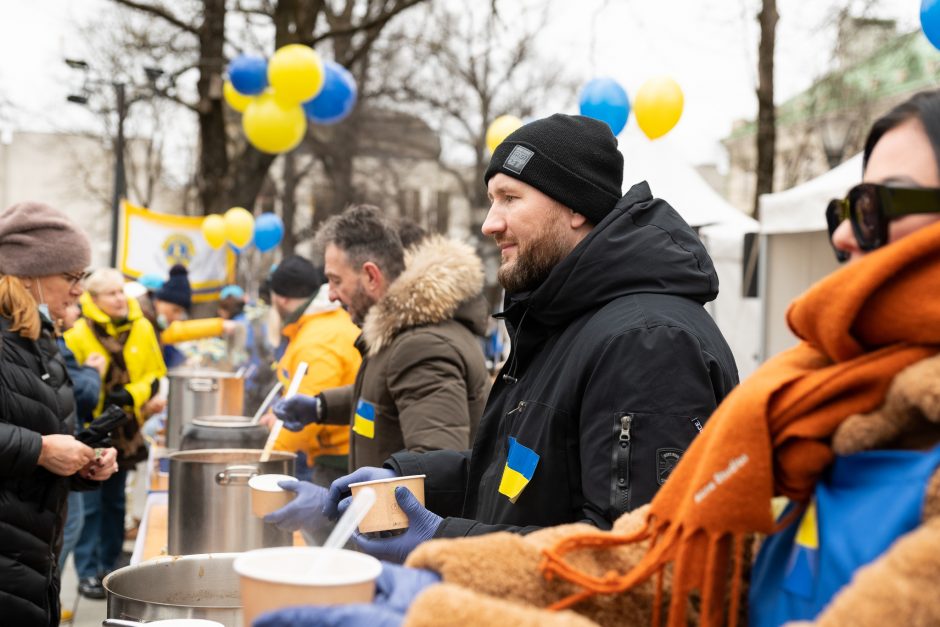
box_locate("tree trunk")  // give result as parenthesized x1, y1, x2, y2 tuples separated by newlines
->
(196, 0, 229, 214)
(281, 152, 298, 255)
(754, 0, 778, 220)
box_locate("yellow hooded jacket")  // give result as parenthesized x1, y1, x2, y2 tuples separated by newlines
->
(65, 292, 167, 423)
(274, 285, 362, 466)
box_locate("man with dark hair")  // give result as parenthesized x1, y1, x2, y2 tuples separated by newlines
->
(264, 205, 490, 540)
(314, 114, 739, 563)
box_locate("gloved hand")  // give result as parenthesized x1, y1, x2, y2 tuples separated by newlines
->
(325, 467, 397, 520)
(374, 562, 441, 613)
(346, 487, 442, 564)
(253, 603, 403, 627)
(263, 480, 330, 537)
(273, 394, 321, 432)
(104, 386, 133, 409)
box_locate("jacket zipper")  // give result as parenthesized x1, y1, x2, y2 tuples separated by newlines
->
(614, 413, 632, 514)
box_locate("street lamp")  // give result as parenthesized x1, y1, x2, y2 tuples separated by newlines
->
(66, 60, 164, 267)
(820, 115, 854, 170)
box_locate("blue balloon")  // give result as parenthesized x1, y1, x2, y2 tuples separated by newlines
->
(302, 61, 357, 125)
(579, 78, 630, 136)
(229, 55, 268, 95)
(253, 213, 285, 253)
(922, 0, 940, 50)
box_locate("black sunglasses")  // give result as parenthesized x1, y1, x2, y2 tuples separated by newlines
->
(826, 183, 940, 262)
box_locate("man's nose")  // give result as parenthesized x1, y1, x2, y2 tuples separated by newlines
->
(481, 205, 505, 237)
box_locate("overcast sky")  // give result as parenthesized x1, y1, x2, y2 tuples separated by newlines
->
(0, 0, 926, 168)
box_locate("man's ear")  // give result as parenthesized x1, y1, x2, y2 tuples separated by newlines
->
(362, 261, 385, 292)
(570, 211, 589, 230)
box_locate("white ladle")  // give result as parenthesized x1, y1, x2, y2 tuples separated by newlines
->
(304, 487, 377, 575)
(259, 362, 307, 462)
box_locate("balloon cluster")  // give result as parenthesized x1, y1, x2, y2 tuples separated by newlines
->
(201, 208, 285, 253)
(577, 76, 684, 140)
(224, 46, 358, 154)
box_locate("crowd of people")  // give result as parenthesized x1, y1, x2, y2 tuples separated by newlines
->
(1, 88, 939, 627)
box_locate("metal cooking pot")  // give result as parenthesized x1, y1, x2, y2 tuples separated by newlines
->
(103, 553, 240, 625)
(167, 369, 245, 449)
(168, 449, 294, 556)
(180, 416, 269, 451)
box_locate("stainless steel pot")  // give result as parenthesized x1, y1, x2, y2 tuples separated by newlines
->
(167, 369, 245, 449)
(180, 416, 269, 451)
(168, 449, 294, 556)
(103, 553, 241, 625)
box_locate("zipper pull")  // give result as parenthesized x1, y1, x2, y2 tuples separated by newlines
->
(507, 400, 526, 415)
(619, 414, 632, 443)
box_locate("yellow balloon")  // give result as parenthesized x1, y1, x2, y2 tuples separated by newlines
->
(634, 77, 684, 140)
(223, 80, 254, 113)
(268, 44, 325, 105)
(201, 214, 227, 249)
(486, 115, 524, 153)
(242, 92, 307, 154)
(224, 207, 255, 249)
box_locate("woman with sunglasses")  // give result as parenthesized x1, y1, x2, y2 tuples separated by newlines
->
(251, 89, 940, 627)
(0, 202, 119, 626)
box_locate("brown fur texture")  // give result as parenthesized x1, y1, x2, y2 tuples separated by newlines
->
(361, 235, 483, 356)
(401, 354, 940, 627)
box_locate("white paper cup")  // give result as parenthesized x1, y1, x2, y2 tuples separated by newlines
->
(234, 547, 382, 625)
(248, 474, 297, 518)
(147, 621, 224, 627)
(349, 474, 425, 533)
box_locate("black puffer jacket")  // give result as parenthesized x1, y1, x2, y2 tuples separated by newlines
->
(0, 315, 88, 626)
(390, 182, 739, 537)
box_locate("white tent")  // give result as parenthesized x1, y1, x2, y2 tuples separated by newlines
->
(757, 153, 863, 361)
(619, 132, 760, 378)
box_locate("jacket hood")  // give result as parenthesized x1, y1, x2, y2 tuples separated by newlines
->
(509, 181, 719, 329)
(362, 235, 486, 355)
(79, 290, 144, 330)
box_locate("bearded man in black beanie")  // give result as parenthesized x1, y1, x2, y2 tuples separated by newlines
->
(312, 113, 739, 566)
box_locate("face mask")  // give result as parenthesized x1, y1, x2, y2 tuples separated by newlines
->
(36, 280, 50, 320)
(156, 314, 169, 330)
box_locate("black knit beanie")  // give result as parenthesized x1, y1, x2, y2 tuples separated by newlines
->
(484, 114, 624, 225)
(155, 264, 192, 311)
(270, 255, 324, 299)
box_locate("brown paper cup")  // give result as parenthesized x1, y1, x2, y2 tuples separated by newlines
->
(249, 474, 297, 518)
(234, 547, 382, 625)
(349, 474, 426, 533)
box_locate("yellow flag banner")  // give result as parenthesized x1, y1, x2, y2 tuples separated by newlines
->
(119, 201, 235, 303)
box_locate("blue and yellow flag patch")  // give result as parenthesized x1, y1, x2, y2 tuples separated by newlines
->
(497, 437, 539, 503)
(353, 399, 376, 439)
(783, 499, 819, 598)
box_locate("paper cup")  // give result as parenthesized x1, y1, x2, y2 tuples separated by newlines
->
(234, 547, 381, 625)
(249, 474, 297, 518)
(349, 474, 425, 533)
(147, 621, 224, 627)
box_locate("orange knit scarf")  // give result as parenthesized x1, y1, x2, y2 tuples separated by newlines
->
(540, 220, 940, 626)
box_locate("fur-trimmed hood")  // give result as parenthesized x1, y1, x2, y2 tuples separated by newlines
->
(361, 235, 486, 356)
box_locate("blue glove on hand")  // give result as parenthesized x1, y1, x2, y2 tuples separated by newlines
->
(253, 604, 403, 627)
(273, 394, 321, 432)
(374, 562, 441, 613)
(263, 480, 330, 537)
(325, 467, 397, 520)
(347, 487, 442, 564)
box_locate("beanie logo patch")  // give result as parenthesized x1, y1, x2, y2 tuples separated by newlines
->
(503, 145, 534, 175)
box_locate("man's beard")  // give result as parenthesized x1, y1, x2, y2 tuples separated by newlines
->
(347, 281, 377, 326)
(497, 224, 570, 294)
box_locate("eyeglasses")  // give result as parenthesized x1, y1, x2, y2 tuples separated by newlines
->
(826, 183, 940, 262)
(61, 271, 89, 288)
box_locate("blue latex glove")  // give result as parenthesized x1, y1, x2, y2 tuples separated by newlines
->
(325, 467, 397, 520)
(348, 487, 442, 564)
(263, 480, 329, 536)
(253, 604, 403, 627)
(273, 394, 321, 432)
(374, 562, 441, 613)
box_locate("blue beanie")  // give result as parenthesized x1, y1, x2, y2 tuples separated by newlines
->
(155, 264, 192, 311)
(138, 273, 165, 291)
(220, 284, 245, 300)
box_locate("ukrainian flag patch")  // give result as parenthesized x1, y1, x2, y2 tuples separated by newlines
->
(497, 437, 539, 503)
(783, 499, 819, 598)
(352, 399, 376, 439)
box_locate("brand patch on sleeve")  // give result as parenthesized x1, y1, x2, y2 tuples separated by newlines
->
(503, 145, 534, 175)
(657, 448, 683, 485)
(352, 399, 376, 439)
(497, 437, 539, 503)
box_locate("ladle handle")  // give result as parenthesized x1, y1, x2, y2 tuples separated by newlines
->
(259, 363, 308, 462)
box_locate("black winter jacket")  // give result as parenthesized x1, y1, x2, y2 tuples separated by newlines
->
(0, 315, 91, 626)
(389, 182, 739, 537)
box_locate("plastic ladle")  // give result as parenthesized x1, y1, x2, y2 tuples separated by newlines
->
(304, 487, 377, 574)
(259, 362, 307, 462)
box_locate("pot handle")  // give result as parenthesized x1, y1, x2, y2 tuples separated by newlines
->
(102, 620, 145, 626)
(215, 464, 258, 486)
(188, 377, 219, 393)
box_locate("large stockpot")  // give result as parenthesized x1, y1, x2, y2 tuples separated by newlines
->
(103, 553, 241, 625)
(180, 415, 269, 451)
(167, 369, 245, 449)
(168, 449, 295, 556)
